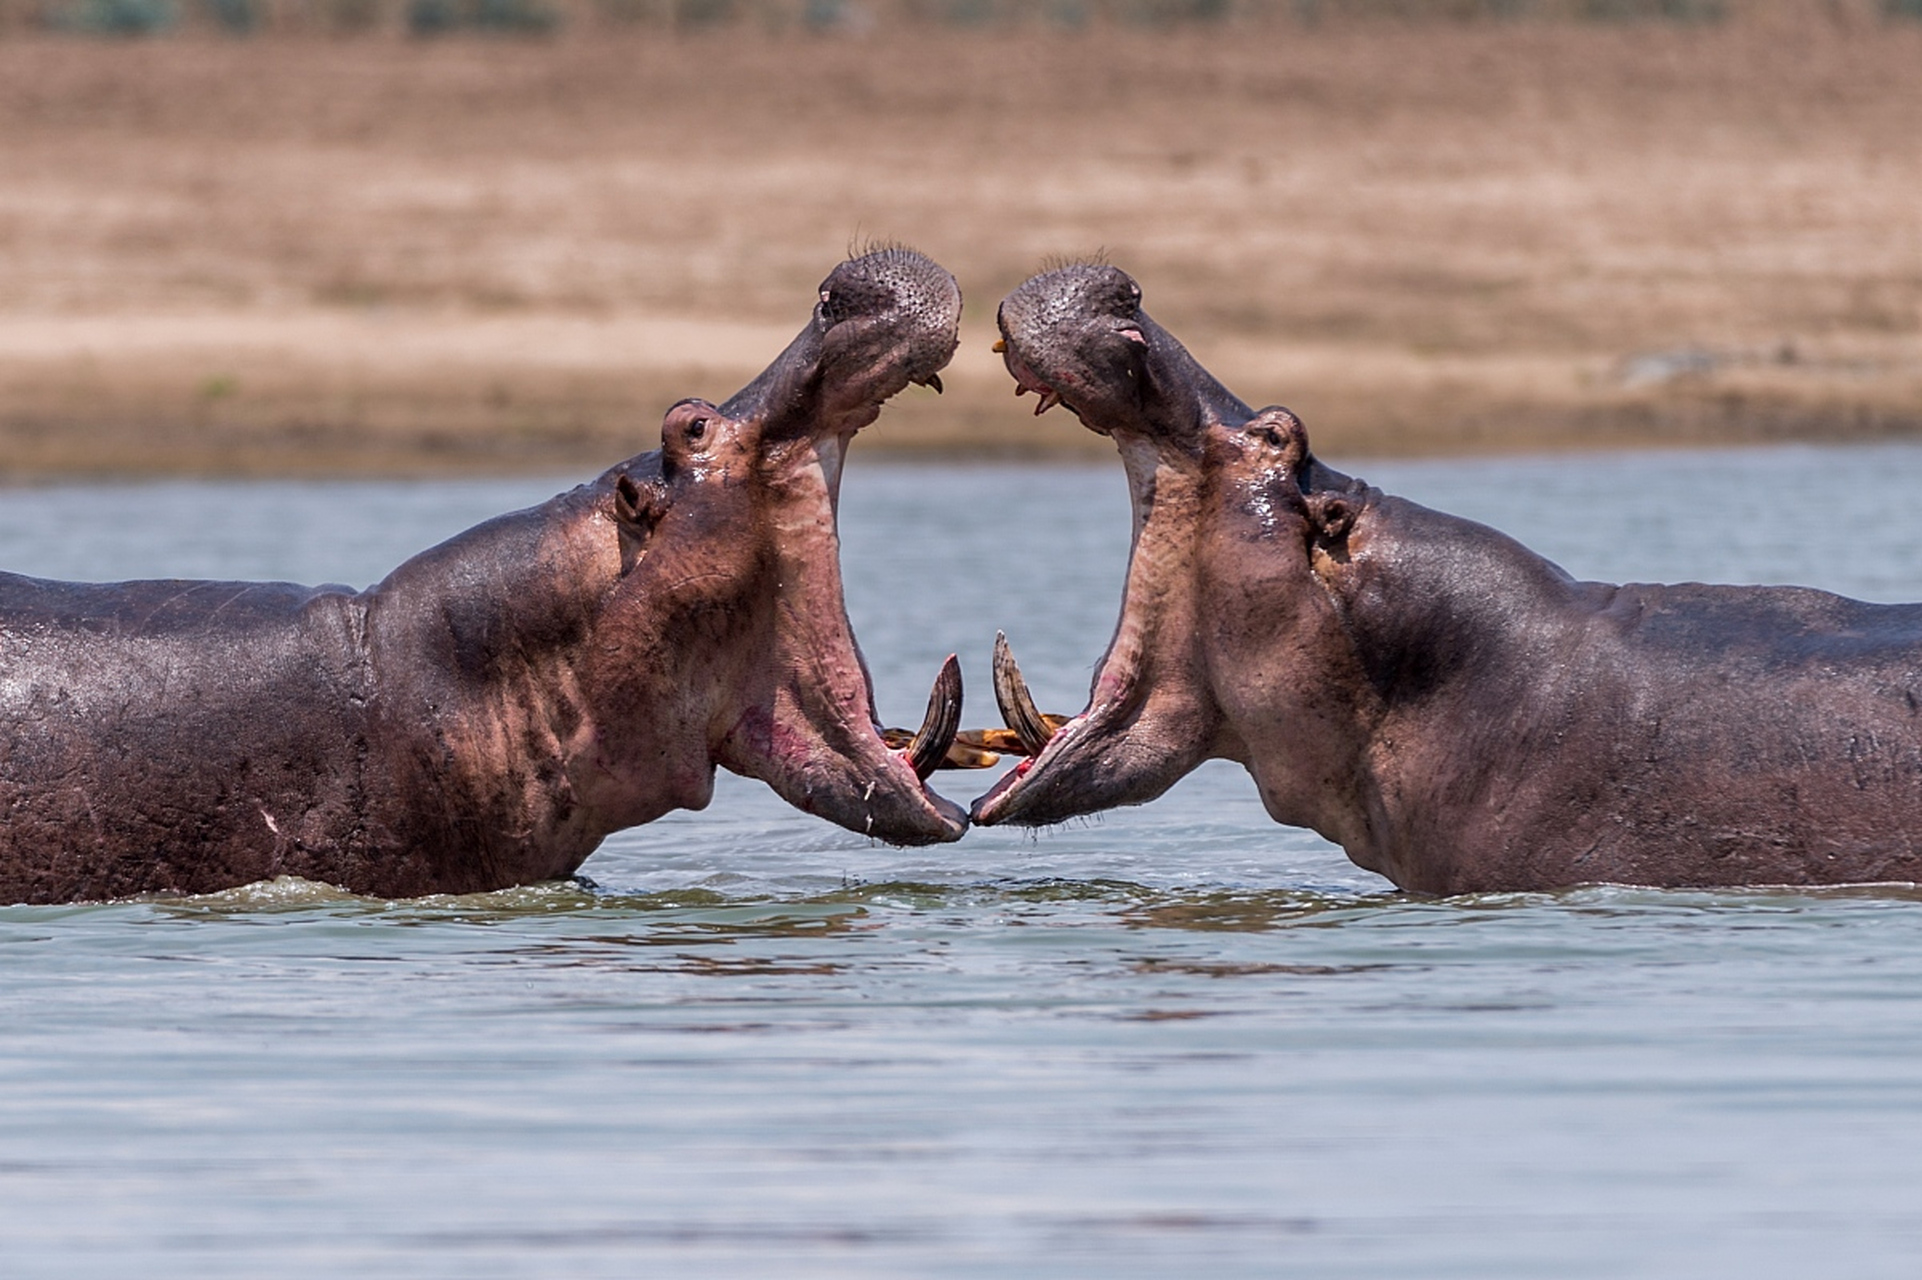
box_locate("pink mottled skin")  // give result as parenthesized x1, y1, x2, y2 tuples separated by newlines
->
(977, 263, 1922, 894)
(0, 249, 966, 904)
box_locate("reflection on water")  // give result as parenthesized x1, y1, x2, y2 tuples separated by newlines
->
(7, 446, 1922, 1276)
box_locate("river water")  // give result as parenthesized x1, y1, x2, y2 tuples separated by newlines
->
(6, 445, 1922, 1277)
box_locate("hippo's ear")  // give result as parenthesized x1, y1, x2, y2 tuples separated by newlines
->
(611, 471, 666, 550)
(1305, 491, 1358, 545)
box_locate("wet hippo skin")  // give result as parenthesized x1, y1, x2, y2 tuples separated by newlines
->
(974, 262, 1922, 894)
(0, 249, 969, 904)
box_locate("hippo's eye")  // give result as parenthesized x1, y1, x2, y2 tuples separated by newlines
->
(687, 418, 707, 443)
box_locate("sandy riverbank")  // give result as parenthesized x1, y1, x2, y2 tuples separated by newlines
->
(2, 12, 1919, 475)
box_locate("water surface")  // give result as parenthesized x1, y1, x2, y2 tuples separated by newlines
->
(6, 445, 1922, 1277)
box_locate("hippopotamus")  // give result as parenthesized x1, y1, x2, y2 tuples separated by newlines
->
(972, 262, 1922, 894)
(0, 248, 970, 905)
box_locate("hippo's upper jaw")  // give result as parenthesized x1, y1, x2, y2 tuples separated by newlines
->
(0, 249, 967, 903)
(972, 264, 1253, 829)
(703, 247, 968, 845)
(994, 262, 1251, 454)
(726, 247, 963, 455)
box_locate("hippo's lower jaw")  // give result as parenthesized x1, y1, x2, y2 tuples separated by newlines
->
(968, 633, 1089, 825)
(968, 625, 1209, 829)
(965, 385, 1213, 829)
(719, 693, 969, 846)
(968, 716, 1088, 827)
(710, 413, 968, 847)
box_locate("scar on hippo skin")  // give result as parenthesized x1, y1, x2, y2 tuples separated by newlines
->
(978, 259, 1922, 894)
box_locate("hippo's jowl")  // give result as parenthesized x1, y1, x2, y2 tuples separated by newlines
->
(974, 262, 1922, 893)
(0, 249, 968, 905)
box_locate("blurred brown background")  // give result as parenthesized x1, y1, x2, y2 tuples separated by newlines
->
(1, 0, 1918, 475)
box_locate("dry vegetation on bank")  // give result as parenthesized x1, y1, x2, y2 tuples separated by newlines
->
(1, 6, 1919, 475)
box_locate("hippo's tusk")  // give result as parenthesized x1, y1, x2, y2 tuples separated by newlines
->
(904, 654, 964, 781)
(1033, 390, 1063, 417)
(915, 372, 945, 394)
(991, 338, 1007, 353)
(881, 652, 1068, 771)
(993, 631, 1058, 757)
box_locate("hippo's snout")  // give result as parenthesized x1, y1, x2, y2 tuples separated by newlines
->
(700, 247, 973, 846)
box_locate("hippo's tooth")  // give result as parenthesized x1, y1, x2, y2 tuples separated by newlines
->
(1033, 390, 1063, 417)
(1014, 384, 1031, 398)
(904, 654, 964, 782)
(991, 338, 1008, 353)
(923, 373, 944, 394)
(992, 631, 1058, 757)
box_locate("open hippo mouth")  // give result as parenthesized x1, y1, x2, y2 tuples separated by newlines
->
(708, 247, 972, 844)
(970, 263, 1254, 828)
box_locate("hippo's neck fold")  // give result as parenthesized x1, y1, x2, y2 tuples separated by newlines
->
(1319, 494, 1590, 885)
(360, 484, 628, 887)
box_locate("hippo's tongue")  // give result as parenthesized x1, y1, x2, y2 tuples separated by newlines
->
(810, 427, 879, 726)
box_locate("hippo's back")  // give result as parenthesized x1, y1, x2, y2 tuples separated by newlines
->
(1596, 580, 1922, 673)
(0, 571, 378, 903)
(1416, 579, 1922, 892)
(0, 571, 347, 627)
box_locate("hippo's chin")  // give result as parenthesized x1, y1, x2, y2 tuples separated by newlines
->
(719, 700, 969, 846)
(757, 752, 970, 846)
(967, 709, 1171, 830)
(967, 723, 1083, 827)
